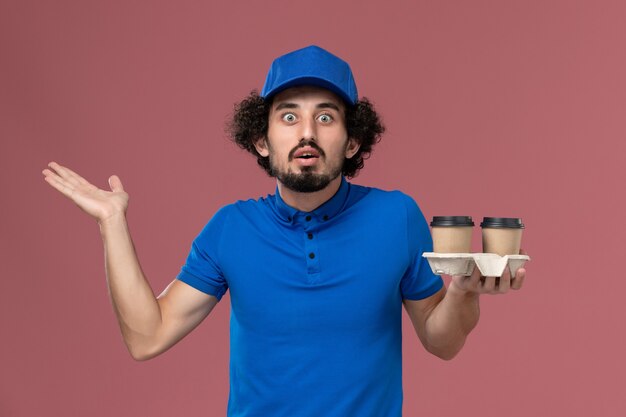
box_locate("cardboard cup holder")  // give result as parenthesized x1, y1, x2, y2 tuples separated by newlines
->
(422, 252, 531, 277)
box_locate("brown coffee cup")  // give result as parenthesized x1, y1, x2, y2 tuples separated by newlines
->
(480, 217, 524, 256)
(430, 216, 474, 253)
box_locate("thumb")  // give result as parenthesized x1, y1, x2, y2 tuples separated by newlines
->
(108, 175, 124, 192)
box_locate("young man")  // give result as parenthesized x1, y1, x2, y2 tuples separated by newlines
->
(42, 45, 526, 417)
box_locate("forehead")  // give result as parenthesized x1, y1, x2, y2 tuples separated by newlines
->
(271, 86, 345, 110)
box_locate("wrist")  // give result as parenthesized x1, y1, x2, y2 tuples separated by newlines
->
(98, 211, 127, 232)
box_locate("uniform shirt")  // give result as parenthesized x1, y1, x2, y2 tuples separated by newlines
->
(177, 176, 443, 417)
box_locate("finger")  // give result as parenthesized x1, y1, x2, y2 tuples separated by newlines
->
(452, 263, 479, 287)
(48, 162, 89, 187)
(482, 276, 497, 292)
(456, 267, 481, 293)
(450, 275, 467, 291)
(498, 267, 511, 294)
(108, 175, 124, 192)
(43, 171, 74, 198)
(511, 268, 526, 290)
(43, 167, 74, 192)
(47, 162, 81, 187)
(42, 168, 56, 178)
(468, 266, 483, 288)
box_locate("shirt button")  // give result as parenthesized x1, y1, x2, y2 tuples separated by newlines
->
(309, 252, 315, 259)
(323, 215, 329, 221)
(307, 233, 313, 239)
(306, 215, 312, 221)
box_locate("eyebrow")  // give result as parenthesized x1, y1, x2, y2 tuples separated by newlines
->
(274, 102, 342, 112)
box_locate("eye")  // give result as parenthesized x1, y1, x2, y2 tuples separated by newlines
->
(282, 113, 296, 123)
(318, 114, 333, 123)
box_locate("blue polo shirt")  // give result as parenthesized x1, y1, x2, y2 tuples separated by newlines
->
(177, 176, 443, 417)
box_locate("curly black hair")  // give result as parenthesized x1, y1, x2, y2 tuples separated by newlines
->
(226, 90, 385, 178)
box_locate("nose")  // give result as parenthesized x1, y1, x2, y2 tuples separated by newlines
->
(299, 116, 317, 142)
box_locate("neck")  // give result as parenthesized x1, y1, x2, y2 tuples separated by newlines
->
(277, 176, 343, 212)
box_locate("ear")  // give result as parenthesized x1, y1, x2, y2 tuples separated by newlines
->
(345, 137, 361, 159)
(253, 137, 270, 157)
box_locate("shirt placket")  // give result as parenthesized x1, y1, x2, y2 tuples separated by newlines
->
(302, 214, 321, 284)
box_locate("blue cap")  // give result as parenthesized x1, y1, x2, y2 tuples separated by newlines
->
(261, 45, 358, 106)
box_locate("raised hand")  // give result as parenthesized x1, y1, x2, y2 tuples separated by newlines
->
(42, 162, 129, 224)
(450, 248, 527, 295)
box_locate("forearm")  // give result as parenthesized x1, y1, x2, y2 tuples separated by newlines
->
(423, 284, 480, 360)
(99, 214, 162, 359)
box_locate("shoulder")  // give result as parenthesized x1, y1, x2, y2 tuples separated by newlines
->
(355, 185, 430, 235)
(207, 194, 281, 229)
(197, 196, 263, 231)
(354, 183, 422, 213)
(213, 194, 272, 217)
(194, 197, 267, 242)
(231, 194, 276, 218)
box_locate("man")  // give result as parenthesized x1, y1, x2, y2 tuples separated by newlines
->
(42, 45, 526, 417)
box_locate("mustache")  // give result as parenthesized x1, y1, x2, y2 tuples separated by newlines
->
(288, 140, 325, 160)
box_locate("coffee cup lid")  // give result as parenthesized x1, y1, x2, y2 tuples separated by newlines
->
(480, 217, 525, 229)
(430, 216, 475, 227)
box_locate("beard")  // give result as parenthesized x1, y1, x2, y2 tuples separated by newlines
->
(267, 140, 344, 193)
(270, 164, 343, 193)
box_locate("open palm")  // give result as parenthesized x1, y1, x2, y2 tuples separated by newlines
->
(42, 162, 129, 223)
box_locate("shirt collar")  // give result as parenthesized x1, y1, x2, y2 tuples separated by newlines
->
(273, 176, 351, 223)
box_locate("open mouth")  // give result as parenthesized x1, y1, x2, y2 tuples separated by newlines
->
(293, 147, 322, 160)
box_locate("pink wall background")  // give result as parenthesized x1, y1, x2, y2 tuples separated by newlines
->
(2, 0, 625, 416)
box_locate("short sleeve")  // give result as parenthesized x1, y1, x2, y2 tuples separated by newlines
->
(399, 193, 443, 300)
(176, 206, 230, 301)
